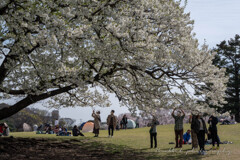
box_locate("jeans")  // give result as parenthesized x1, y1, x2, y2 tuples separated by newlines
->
(123, 123, 127, 129)
(197, 130, 205, 151)
(175, 129, 183, 147)
(150, 133, 157, 148)
(108, 125, 114, 136)
(136, 123, 139, 128)
(210, 129, 220, 147)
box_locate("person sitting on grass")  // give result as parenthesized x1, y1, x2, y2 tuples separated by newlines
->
(72, 125, 84, 136)
(46, 125, 53, 134)
(54, 125, 59, 134)
(2, 123, 10, 136)
(149, 117, 158, 148)
(57, 126, 64, 136)
(183, 129, 191, 144)
(0, 123, 3, 136)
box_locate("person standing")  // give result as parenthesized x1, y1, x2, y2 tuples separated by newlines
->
(149, 117, 157, 148)
(172, 108, 185, 148)
(120, 119, 123, 129)
(135, 117, 140, 128)
(92, 110, 101, 137)
(208, 114, 220, 150)
(189, 114, 198, 149)
(107, 110, 117, 137)
(122, 115, 128, 129)
(195, 113, 208, 155)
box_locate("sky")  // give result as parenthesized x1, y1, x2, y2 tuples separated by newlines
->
(185, 0, 240, 47)
(5, 0, 240, 124)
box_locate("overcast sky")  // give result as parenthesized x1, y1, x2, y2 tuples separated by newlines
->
(22, 0, 240, 124)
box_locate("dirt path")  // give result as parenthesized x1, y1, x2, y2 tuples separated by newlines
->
(0, 136, 147, 160)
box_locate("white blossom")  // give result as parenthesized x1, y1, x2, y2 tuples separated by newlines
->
(0, 0, 227, 114)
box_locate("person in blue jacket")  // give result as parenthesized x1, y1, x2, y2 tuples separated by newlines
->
(183, 129, 191, 144)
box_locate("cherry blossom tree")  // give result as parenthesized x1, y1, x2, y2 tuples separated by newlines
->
(0, 0, 227, 120)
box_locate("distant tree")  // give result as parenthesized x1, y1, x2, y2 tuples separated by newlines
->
(2, 108, 43, 131)
(211, 34, 240, 122)
(59, 118, 76, 128)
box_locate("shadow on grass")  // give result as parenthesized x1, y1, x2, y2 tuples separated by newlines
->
(0, 136, 213, 160)
(88, 139, 212, 160)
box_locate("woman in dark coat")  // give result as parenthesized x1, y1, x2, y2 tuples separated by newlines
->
(193, 113, 207, 155)
(208, 115, 220, 150)
(122, 115, 128, 129)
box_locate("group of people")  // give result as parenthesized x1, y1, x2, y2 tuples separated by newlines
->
(0, 123, 9, 136)
(73, 110, 135, 138)
(36, 123, 71, 136)
(91, 110, 118, 138)
(172, 108, 220, 155)
(149, 108, 221, 155)
(120, 115, 128, 129)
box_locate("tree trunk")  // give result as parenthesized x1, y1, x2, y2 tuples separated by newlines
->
(0, 86, 73, 120)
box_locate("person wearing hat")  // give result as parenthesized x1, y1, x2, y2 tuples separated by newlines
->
(92, 110, 101, 137)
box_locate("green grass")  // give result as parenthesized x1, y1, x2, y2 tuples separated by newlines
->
(10, 123, 240, 160)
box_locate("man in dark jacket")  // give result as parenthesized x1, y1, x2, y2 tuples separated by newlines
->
(208, 115, 220, 150)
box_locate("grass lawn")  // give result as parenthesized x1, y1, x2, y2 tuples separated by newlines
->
(9, 123, 240, 160)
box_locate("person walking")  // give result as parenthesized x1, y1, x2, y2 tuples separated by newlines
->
(149, 117, 157, 148)
(172, 107, 185, 148)
(122, 115, 128, 129)
(189, 114, 198, 149)
(107, 110, 117, 137)
(92, 110, 101, 137)
(195, 113, 208, 155)
(208, 114, 220, 150)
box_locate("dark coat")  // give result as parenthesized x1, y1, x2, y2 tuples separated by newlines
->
(72, 128, 79, 136)
(190, 115, 197, 130)
(122, 117, 128, 124)
(208, 116, 218, 131)
(193, 118, 207, 134)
